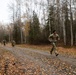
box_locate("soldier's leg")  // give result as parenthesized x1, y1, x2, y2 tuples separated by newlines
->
(50, 46, 54, 54)
(12, 43, 14, 47)
(50, 43, 54, 54)
(53, 43, 59, 56)
(4, 42, 5, 46)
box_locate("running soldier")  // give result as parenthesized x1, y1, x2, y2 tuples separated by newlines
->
(48, 30, 60, 56)
(3, 40, 6, 46)
(11, 40, 16, 47)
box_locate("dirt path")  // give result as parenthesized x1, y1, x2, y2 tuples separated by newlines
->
(0, 46, 76, 75)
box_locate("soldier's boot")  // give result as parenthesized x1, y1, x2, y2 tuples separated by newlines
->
(56, 53, 59, 56)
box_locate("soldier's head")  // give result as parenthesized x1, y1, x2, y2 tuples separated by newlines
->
(53, 30, 56, 34)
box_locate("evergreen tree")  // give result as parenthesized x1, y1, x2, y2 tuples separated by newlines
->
(41, 6, 56, 44)
(29, 11, 41, 44)
(13, 21, 23, 44)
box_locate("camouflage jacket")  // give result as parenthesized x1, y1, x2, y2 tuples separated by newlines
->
(49, 33, 60, 42)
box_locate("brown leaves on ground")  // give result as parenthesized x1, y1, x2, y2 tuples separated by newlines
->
(0, 48, 41, 75)
(0, 45, 76, 75)
(58, 47, 76, 57)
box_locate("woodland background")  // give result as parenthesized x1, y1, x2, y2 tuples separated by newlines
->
(0, 0, 76, 46)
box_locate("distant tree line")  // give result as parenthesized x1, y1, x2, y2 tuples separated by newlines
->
(27, 0, 76, 46)
(0, 0, 75, 46)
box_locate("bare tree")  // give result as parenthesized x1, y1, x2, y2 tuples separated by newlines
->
(47, 0, 51, 33)
(70, 0, 73, 46)
(62, 13, 66, 45)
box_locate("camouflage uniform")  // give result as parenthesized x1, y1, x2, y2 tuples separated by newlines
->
(3, 40, 6, 46)
(49, 33, 60, 56)
(11, 40, 16, 47)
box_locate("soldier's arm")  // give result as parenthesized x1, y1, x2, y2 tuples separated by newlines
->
(49, 34, 53, 38)
(57, 34, 60, 40)
(48, 34, 53, 42)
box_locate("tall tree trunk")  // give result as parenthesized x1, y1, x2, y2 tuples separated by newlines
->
(47, 0, 51, 34)
(75, 33, 76, 45)
(56, 0, 60, 34)
(70, 0, 73, 46)
(62, 15, 66, 45)
(13, 1, 15, 23)
(18, 0, 23, 44)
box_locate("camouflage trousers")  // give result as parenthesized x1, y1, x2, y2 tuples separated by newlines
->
(50, 42, 58, 55)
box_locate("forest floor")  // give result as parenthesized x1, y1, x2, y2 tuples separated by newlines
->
(0, 43, 76, 75)
(18, 44, 76, 58)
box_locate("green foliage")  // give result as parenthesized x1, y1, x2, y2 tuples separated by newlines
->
(63, 2, 71, 45)
(41, 24, 50, 43)
(65, 18, 71, 45)
(73, 20, 76, 45)
(28, 12, 41, 44)
(13, 22, 23, 44)
(4, 34, 9, 42)
(40, 6, 56, 44)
